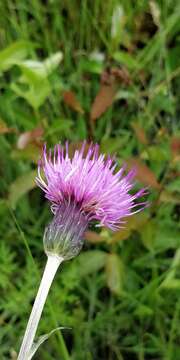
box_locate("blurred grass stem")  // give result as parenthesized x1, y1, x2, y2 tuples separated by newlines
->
(18, 254, 65, 360)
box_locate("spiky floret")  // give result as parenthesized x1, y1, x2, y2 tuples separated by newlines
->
(36, 142, 147, 231)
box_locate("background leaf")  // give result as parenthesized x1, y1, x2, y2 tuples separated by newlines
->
(106, 253, 124, 295)
(75, 250, 107, 276)
(0, 41, 33, 73)
(8, 170, 37, 209)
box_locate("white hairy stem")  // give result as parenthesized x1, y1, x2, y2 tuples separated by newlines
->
(18, 254, 63, 360)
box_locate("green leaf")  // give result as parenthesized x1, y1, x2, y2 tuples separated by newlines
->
(115, 89, 136, 100)
(106, 254, 124, 295)
(140, 221, 156, 250)
(140, 221, 180, 251)
(8, 170, 37, 209)
(11, 79, 51, 109)
(167, 46, 180, 71)
(111, 5, 124, 40)
(113, 51, 139, 70)
(0, 242, 16, 290)
(159, 190, 180, 205)
(80, 59, 104, 74)
(148, 144, 170, 163)
(0, 41, 33, 73)
(29, 327, 67, 360)
(11, 52, 63, 109)
(134, 304, 154, 318)
(76, 250, 107, 277)
(166, 178, 180, 193)
(19, 51, 63, 79)
(137, 33, 162, 68)
(160, 248, 180, 289)
(149, 92, 175, 115)
(11, 145, 41, 163)
(155, 225, 180, 251)
(100, 134, 130, 154)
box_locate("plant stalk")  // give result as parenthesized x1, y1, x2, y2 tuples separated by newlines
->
(18, 254, 64, 360)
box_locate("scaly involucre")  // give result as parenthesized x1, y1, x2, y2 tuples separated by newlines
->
(36, 142, 147, 230)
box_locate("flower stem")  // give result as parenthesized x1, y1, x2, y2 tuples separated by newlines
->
(18, 254, 64, 360)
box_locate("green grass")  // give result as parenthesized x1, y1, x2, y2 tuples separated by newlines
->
(0, 0, 180, 359)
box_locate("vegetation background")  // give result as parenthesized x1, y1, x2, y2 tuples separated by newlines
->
(0, 0, 180, 359)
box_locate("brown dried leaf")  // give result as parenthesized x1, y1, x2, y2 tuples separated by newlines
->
(109, 67, 131, 85)
(171, 137, 180, 156)
(91, 66, 131, 122)
(128, 157, 161, 190)
(68, 141, 90, 159)
(90, 84, 117, 121)
(63, 90, 84, 114)
(0, 119, 16, 134)
(85, 230, 105, 243)
(101, 67, 131, 86)
(17, 127, 43, 149)
(131, 122, 148, 145)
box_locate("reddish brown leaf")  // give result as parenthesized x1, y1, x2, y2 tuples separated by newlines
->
(63, 90, 84, 114)
(109, 67, 131, 85)
(90, 84, 117, 121)
(131, 122, 148, 145)
(17, 127, 43, 150)
(91, 66, 131, 122)
(155, 127, 169, 140)
(171, 137, 180, 156)
(68, 142, 91, 159)
(128, 157, 161, 190)
(101, 67, 131, 86)
(0, 119, 16, 134)
(85, 231, 105, 244)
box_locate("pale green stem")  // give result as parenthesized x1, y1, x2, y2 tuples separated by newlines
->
(18, 254, 64, 360)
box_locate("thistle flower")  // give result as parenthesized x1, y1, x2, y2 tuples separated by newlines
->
(36, 142, 147, 259)
(18, 142, 147, 360)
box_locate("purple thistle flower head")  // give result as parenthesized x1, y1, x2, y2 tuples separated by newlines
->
(36, 142, 147, 260)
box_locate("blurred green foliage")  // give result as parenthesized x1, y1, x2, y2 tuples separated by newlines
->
(0, 0, 180, 359)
